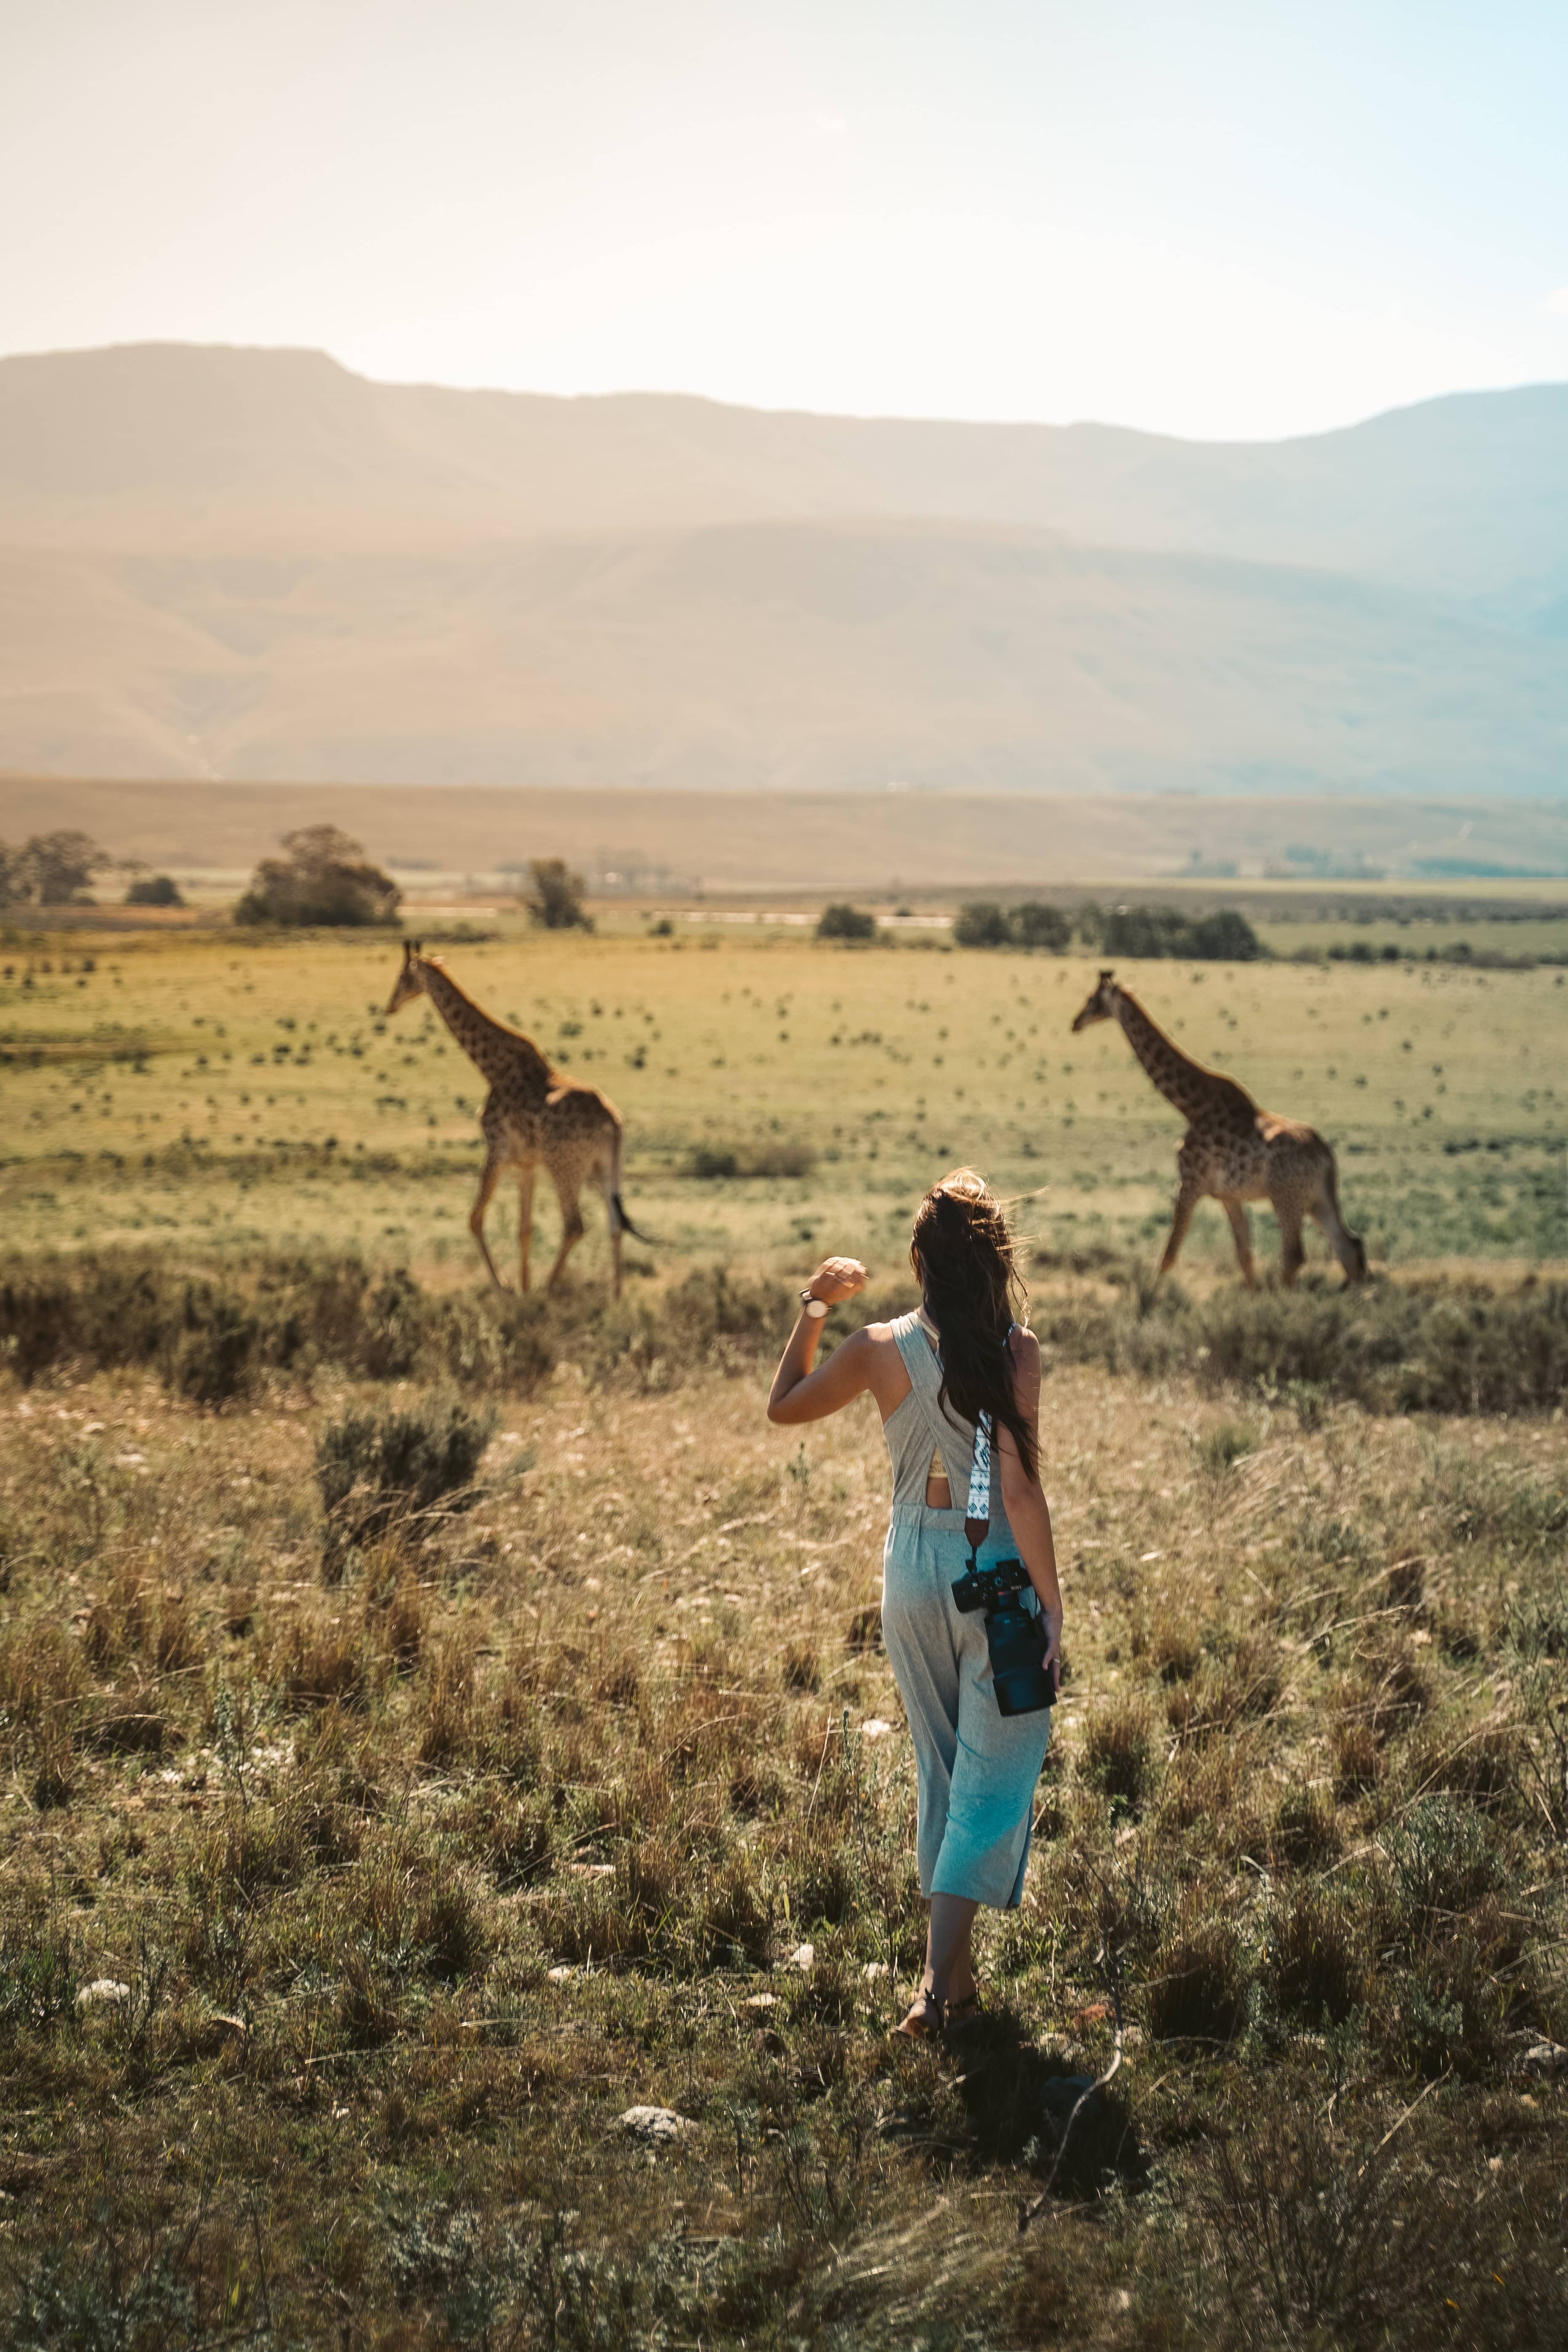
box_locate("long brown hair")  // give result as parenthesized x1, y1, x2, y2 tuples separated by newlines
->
(910, 1169, 1036, 1480)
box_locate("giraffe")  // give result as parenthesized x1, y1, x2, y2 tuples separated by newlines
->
(1069, 969, 1367, 1287)
(385, 942, 647, 1296)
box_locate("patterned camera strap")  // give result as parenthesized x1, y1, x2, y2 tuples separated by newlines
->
(964, 1409, 993, 1555)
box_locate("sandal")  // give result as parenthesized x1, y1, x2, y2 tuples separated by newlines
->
(945, 1983, 984, 2028)
(891, 1989, 945, 2041)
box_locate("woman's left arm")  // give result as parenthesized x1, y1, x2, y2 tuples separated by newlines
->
(996, 1327, 1063, 1674)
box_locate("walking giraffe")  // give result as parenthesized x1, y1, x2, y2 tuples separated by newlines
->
(1070, 969, 1367, 1287)
(386, 942, 647, 1295)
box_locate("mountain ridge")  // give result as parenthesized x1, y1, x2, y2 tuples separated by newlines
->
(2, 343, 1565, 797)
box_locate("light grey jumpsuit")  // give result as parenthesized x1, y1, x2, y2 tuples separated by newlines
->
(879, 1310, 1052, 1910)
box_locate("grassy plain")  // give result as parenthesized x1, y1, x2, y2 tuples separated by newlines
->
(3, 923, 1567, 1280)
(2, 921, 1567, 2347)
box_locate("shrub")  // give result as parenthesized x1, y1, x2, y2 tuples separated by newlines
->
(953, 901, 1014, 948)
(314, 1394, 498, 1566)
(0, 1922, 79, 2035)
(1147, 1904, 1250, 2041)
(1102, 904, 1263, 961)
(1264, 1885, 1365, 2024)
(124, 874, 183, 907)
(816, 902, 876, 942)
(522, 856, 592, 931)
(235, 824, 401, 927)
(1012, 901, 1072, 951)
(1383, 1796, 1504, 1936)
(1079, 1698, 1156, 1810)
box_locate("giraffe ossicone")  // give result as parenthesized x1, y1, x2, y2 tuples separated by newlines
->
(386, 946, 647, 1296)
(1070, 968, 1367, 1288)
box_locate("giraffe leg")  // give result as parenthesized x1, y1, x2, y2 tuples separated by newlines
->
(469, 1156, 508, 1290)
(1274, 1193, 1306, 1288)
(544, 1170, 587, 1291)
(517, 1162, 536, 1293)
(1223, 1198, 1257, 1287)
(595, 1144, 624, 1298)
(1158, 1183, 1202, 1279)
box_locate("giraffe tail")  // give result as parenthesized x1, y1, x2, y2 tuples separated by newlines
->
(605, 1126, 657, 1246)
(612, 1193, 655, 1245)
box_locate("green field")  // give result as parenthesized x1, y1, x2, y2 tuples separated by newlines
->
(4, 923, 1567, 1281)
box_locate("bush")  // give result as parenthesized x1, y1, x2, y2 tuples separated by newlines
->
(952, 900, 1081, 953)
(1013, 901, 1071, 951)
(522, 857, 593, 931)
(1079, 1697, 1156, 1810)
(1147, 1904, 1250, 2041)
(315, 1394, 498, 1566)
(953, 901, 1014, 948)
(124, 874, 183, 907)
(1102, 904, 1263, 960)
(816, 902, 876, 941)
(235, 824, 400, 927)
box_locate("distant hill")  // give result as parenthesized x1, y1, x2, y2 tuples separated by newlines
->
(2, 343, 1566, 794)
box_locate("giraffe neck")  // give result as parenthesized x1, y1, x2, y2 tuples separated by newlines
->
(1112, 987, 1226, 1121)
(417, 962, 553, 1093)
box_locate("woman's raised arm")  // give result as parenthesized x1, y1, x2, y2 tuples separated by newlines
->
(767, 1255, 872, 1424)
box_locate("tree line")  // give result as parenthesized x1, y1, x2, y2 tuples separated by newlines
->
(818, 898, 1262, 958)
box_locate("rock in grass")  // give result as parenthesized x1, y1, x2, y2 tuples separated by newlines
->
(1523, 2040, 1568, 2076)
(615, 2106, 694, 2145)
(76, 1980, 131, 2008)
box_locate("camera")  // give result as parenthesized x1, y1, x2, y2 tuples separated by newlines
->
(951, 1556, 1057, 1717)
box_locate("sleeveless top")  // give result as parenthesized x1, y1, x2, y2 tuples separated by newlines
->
(881, 1308, 1016, 1550)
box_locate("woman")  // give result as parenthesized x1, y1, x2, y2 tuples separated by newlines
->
(767, 1169, 1063, 2039)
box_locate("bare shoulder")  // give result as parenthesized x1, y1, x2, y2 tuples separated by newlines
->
(1009, 1325, 1041, 1368)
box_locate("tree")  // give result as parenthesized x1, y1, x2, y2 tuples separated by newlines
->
(1187, 909, 1262, 961)
(953, 901, 1013, 948)
(235, 825, 401, 927)
(816, 902, 877, 941)
(522, 858, 593, 931)
(0, 830, 112, 906)
(126, 874, 184, 908)
(1012, 902, 1072, 952)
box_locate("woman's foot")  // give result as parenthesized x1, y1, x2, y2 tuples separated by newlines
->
(891, 1988, 944, 2041)
(945, 1981, 983, 2028)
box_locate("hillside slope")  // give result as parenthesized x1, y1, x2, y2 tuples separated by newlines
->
(3, 344, 1565, 792)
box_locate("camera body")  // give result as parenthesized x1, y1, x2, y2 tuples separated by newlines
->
(951, 1555, 1057, 1717)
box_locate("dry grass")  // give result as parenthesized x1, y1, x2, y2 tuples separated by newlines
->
(0, 1292, 1565, 2344)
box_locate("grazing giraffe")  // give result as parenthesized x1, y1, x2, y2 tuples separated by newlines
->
(385, 942, 647, 1296)
(1070, 969, 1367, 1287)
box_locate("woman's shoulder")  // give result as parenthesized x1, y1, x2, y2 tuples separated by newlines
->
(1008, 1323, 1041, 1373)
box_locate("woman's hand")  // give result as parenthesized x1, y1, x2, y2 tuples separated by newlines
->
(807, 1255, 869, 1304)
(1039, 1605, 1063, 1683)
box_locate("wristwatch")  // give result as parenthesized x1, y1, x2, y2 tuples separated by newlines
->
(800, 1289, 830, 1319)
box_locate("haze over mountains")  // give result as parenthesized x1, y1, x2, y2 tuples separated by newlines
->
(2, 342, 1566, 798)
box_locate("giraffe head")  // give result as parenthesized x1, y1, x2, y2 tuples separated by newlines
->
(1070, 969, 1121, 1033)
(386, 939, 433, 1017)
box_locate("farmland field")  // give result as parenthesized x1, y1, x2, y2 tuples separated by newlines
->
(2, 917, 1567, 2348)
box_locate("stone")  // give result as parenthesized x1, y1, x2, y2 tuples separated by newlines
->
(76, 1979, 131, 2007)
(615, 2106, 693, 2145)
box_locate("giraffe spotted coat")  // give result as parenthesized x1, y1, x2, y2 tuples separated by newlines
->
(1070, 969, 1367, 1287)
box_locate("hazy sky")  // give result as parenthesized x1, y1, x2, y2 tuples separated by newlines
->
(5, 0, 1568, 439)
